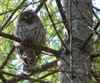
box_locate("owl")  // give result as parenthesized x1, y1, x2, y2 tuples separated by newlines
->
(14, 9, 46, 75)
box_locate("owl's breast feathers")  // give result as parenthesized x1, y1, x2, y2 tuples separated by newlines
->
(14, 9, 46, 74)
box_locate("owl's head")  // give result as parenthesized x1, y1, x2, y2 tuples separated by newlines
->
(18, 10, 37, 24)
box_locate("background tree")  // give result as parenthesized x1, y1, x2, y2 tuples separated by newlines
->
(59, 0, 93, 83)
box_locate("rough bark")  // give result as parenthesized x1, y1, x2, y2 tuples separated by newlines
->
(59, 0, 93, 83)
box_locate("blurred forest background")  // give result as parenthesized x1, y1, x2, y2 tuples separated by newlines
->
(0, 0, 100, 83)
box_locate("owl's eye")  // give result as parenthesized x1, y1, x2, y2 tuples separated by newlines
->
(23, 16, 28, 20)
(28, 15, 32, 18)
(23, 14, 33, 20)
(22, 15, 31, 21)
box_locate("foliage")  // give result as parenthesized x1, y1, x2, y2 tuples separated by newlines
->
(0, 0, 63, 83)
(0, 0, 100, 83)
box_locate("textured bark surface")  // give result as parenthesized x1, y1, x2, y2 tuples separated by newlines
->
(59, 0, 93, 83)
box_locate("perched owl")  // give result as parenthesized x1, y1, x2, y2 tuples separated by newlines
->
(14, 9, 46, 75)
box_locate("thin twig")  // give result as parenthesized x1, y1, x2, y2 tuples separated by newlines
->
(2, 71, 50, 83)
(1, 0, 26, 31)
(55, 0, 70, 36)
(39, 70, 58, 79)
(31, 60, 58, 75)
(35, 0, 47, 13)
(93, 6, 100, 11)
(0, 32, 64, 57)
(92, 8, 100, 21)
(91, 70, 100, 83)
(81, 21, 100, 49)
(0, 9, 14, 16)
(0, 73, 7, 83)
(1, 60, 57, 82)
(0, 46, 15, 69)
(44, 3, 69, 52)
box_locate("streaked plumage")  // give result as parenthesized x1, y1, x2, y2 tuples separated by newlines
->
(14, 9, 46, 74)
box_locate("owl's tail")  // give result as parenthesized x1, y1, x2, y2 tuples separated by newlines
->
(23, 49, 37, 75)
(16, 46, 39, 75)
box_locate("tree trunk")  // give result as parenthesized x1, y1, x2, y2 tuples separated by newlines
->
(59, 0, 93, 83)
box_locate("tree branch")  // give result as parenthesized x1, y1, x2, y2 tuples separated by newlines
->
(81, 21, 100, 49)
(0, 46, 15, 69)
(31, 60, 58, 74)
(44, 3, 70, 53)
(55, 0, 70, 36)
(0, 32, 65, 58)
(1, 0, 26, 31)
(0, 9, 14, 16)
(91, 71, 100, 83)
(39, 70, 58, 79)
(1, 60, 57, 82)
(93, 6, 100, 11)
(35, 0, 47, 13)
